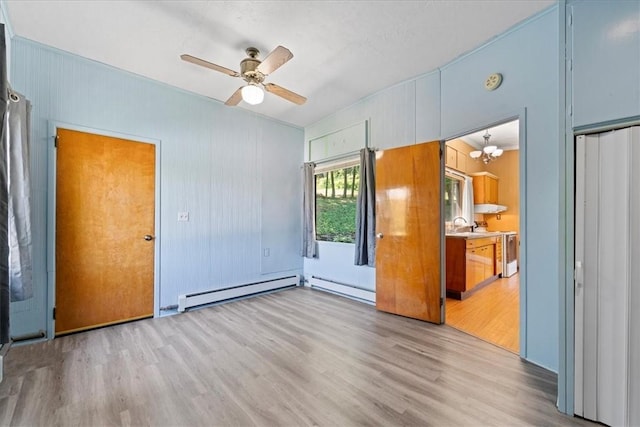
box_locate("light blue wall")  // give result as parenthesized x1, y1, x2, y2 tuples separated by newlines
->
(304, 8, 561, 372)
(0, 1, 11, 80)
(415, 71, 442, 143)
(571, 0, 640, 128)
(10, 37, 303, 337)
(560, 0, 640, 413)
(441, 8, 560, 371)
(303, 73, 440, 291)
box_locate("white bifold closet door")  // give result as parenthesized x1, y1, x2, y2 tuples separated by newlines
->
(575, 126, 640, 427)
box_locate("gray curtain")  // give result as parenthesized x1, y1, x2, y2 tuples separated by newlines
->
(354, 148, 376, 266)
(301, 162, 317, 258)
(7, 91, 32, 302)
(0, 24, 10, 344)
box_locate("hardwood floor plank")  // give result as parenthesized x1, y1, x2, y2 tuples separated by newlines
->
(446, 273, 520, 352)
(0, 287, 591, 426)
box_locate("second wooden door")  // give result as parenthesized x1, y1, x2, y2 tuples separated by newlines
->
(375, 141, 443, 323)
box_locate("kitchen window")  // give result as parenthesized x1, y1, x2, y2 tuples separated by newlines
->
(444, 173, 463, 223)
(315, 157, 360, 243)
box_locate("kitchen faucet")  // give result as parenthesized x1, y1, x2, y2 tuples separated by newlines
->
(453, 216, 467, 226)
(452, 216, 474, 232)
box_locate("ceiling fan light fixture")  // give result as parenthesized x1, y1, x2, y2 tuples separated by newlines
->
(470, 151, 482, 159)
(493, 148, 504, 157)
(241, 84, 264, 105)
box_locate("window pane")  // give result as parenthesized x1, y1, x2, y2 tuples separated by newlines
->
(315, 165, 360, 243)
(444, 176, 462, 222)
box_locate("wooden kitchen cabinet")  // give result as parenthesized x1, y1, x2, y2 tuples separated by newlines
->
(445, 145, 467, 173)
(465, 247, 485, 290)
(446, 236, 499, 300)
(471, 172, 499, 204)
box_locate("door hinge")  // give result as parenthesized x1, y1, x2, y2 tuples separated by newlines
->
(440, 147, 443, 158)
(440, 297, 444, 307)
(52, 307, 56, 320)
(54, 135, 59, 148)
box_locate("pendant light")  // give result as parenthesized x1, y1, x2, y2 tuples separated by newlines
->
(470, 130, 503, 164)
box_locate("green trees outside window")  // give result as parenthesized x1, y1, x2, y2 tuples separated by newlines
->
(315, 166, 360, 243)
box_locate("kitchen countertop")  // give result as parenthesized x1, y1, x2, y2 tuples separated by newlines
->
(446, 231, 504, 239)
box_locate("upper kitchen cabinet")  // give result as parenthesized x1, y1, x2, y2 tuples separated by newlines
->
(445, 145, 467, 173)
(472, 172, 499, 204)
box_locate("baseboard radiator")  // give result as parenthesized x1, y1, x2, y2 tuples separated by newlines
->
(308, 276, 375, 304)
(177, 275, 300, 312)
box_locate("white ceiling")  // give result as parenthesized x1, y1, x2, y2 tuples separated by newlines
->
(4, 1, 554, 128)
(459, 119, 520, 151)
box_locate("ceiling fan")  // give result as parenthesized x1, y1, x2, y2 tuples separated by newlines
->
(181, 46, 307, 107)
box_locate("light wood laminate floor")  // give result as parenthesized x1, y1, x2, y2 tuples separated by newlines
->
(0, 287, 589, 426)
(446, 273, 520, 353)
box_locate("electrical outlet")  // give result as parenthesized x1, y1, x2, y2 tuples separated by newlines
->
(263, 248, 270, 257)
(178, 211, 189, 222)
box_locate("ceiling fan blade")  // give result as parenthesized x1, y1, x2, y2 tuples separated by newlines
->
(181, 54, 239, 77)
(225, 87, 243, 106)
(256, 46, 293, 75)
(264, 83, 307, 105)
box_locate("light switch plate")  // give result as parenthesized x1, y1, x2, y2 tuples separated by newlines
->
(178, 211, 189, 222)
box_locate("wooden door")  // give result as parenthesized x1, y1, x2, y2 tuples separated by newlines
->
(375, 141, 443, 323)
(55, 128, 156, 335)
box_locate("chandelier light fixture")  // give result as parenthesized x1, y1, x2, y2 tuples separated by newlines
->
(241, 83, 264, 105)
(470, 130, 503, 164)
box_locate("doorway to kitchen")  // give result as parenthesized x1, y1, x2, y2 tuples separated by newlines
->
(443, 119, 521, 354)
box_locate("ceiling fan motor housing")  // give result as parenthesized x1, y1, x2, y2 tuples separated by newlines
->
(241, 47, 264, 84)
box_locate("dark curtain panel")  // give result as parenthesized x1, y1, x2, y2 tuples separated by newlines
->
(354, 148, 376, 266)
(301, 162, 317, 258)
(0, 24, 11, 344)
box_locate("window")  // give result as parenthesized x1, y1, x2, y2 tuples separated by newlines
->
(444, 174, 463, 223)
(315, 160, 360, 243)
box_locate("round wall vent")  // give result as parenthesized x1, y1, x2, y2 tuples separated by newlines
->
(484, 73, 503, 91)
